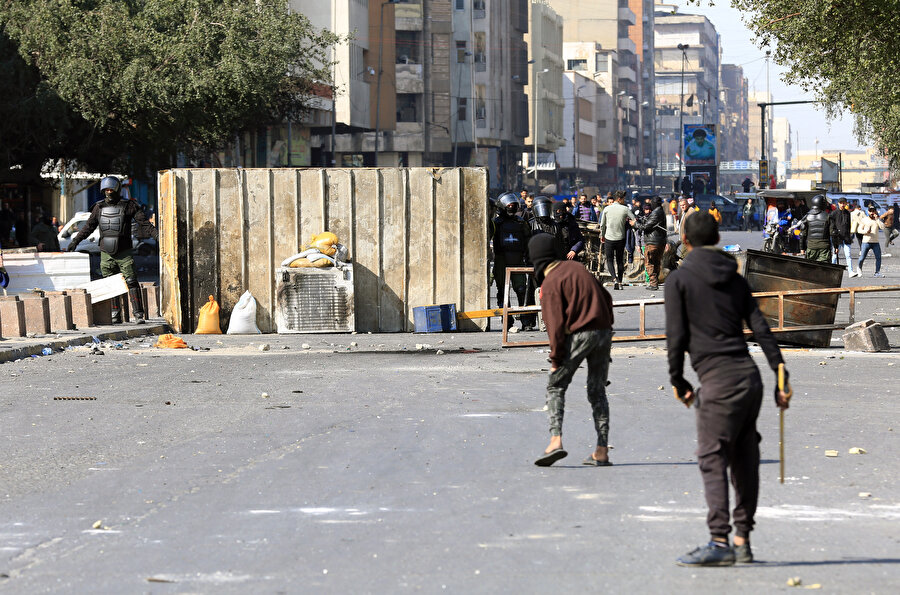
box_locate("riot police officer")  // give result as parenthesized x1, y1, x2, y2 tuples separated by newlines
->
(552, 201, 585, 260)
(491, 192, 532, 330)
(67, 176, 158, 323)
(798, 194, 834, 263)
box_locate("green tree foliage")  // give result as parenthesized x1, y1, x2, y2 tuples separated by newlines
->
(730, 0, 900, 166)
(0, 0, 338, 178)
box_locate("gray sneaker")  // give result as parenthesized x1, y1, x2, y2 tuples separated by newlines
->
(735, 543, 753, 564)
(676, 542, 735, 567)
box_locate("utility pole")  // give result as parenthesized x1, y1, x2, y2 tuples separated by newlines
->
(677, 43, 690, 185)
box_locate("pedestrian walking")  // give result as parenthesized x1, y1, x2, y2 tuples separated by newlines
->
(528, 233, 615, 467)
(829, 198, 858, 276)
(67, 176, 158, 323)
(742, 198, 756, 231)
(635, 196, 667, 290)
(665, 212, 790, 567)
(857, 207, 886, 277)
(880, 205, 898, 250)
(599, 190, 636, 290)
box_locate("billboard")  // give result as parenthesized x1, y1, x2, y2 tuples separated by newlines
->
(683, 124, 717, 166)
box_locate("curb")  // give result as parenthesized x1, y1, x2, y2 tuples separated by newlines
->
(0, 323, 169, 364)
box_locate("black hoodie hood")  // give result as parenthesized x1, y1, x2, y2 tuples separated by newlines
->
(680, 246, 738, 287)
(528, 233, 559, 286)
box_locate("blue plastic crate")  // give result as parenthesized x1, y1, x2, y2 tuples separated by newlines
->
(413, 304, 457, 333)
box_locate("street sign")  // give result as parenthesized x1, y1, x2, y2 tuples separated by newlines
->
(759, 159, 768, 182)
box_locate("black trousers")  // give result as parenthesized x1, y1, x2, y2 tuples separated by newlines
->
(695, 356, 763, 540)
(605, 239, 626, 283)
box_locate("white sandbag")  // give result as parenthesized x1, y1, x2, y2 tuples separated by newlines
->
(279, 249, 317, 268)
(226, 290, 261, 334)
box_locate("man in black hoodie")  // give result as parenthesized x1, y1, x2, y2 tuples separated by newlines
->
(665, 212, 791, 567)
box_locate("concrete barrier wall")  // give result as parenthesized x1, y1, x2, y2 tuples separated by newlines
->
(158, 168, 489, 333)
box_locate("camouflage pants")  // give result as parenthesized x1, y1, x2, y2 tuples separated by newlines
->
(100, 248, 137, 283)
(805, 247, 831, 263)
(546, 328, 612, 445)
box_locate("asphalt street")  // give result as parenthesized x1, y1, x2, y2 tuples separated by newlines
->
(2, 329, 898, 593)
(1, 229, 898, 593)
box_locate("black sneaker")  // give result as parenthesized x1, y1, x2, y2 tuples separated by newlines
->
(735, 543, 753, 564)
(676, 542, 735, 567)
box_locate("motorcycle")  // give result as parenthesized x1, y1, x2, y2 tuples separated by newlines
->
(762, 217, 802, 254)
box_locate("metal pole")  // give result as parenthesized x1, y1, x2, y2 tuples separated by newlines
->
(677, 44, 689, 185)
(331, 56, 337, 166)
(534, 73, 539, 191)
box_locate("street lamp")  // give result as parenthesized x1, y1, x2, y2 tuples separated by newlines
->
(374, 0, 399, 167)
(532, 66, 549, 192)
(677, 43, 690, 185)
(574, 85, 587, 182)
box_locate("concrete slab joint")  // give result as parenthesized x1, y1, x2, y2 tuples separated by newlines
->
(842, 318, 891, 352)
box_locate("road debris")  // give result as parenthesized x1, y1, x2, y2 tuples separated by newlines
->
(848, 447, 867, 455)
(54, 396, 97, 401)
(824, 450, 839, 457)
(859, 492, 872, 499)
(156, 334, 188, 349)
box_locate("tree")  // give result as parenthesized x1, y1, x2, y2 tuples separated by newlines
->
(729, 0, 900, 168)
(0, 0, 338, 179)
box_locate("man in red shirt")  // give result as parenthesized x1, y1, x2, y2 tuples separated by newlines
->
(528, 233, 616, 467)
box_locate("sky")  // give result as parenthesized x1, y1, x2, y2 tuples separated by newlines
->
(691, 1, 867, 154)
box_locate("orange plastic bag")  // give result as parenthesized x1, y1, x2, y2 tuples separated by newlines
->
(156, 333, 188, 349)
(195, 295, 222, 334)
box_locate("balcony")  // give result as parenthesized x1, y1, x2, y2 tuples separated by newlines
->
(617, 37, 636, 55)
(618, 7, 636, 26)
(474, 53, 487, 72)
(618, 65, 636, 83)
(395, 1, 423, 31)
(474, 0, 485, 19)
(395, 63, 424, 94)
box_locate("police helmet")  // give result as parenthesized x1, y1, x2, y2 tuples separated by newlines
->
(497, 192, 519, 214)
(811, 194, 826, 210)
(532, 195, 553, 219)
(100, 176, 121, 194)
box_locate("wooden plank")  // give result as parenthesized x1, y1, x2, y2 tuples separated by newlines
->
(351, 169, 380, 332)
(244, 170, 274, 332)
(272, 169, 301, 266)
(80, 273, 128, 303)
(217, 169, 245, 333)
(406, 169, 436, 329)
(299, 169, 325, 248)
(379, 168, 406, 331)
(188, 169, 220, 328)
(457, 308, 503, 320)
(434, 168, 461, 309)
(459, 168, 489, 330)
(157, 170, 182, 331)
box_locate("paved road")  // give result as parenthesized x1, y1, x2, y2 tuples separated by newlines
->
(2, 331, 898, 593)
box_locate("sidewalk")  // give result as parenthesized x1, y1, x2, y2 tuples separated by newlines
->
(0, 320, 169, 364)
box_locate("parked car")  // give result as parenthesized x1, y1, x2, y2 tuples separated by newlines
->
(57, 211, 156, 255)
(692, 193, 741, 230)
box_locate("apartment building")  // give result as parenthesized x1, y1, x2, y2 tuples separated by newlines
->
(523, 1, 565, 192)
(626, 0, 656, 188)
(718, 64, 749, 162)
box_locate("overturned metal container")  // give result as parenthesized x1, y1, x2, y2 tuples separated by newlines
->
(735, 249, 845, 347)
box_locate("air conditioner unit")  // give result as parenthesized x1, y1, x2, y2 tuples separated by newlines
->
(274, 266, 355, 333)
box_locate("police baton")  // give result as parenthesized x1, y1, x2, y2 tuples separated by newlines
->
(778, 363, 793, 484)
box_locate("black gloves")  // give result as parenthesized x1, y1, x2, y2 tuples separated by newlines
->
(66, 242, 78, 252)
(774, 367, 791, 406)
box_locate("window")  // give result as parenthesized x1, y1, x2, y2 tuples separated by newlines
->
(458, 97, 467, 121)
(455, 0, 464, 9)
(595, 56, 609, 72)
(456, 41, 467, 63)
(567, 59, 587, 72)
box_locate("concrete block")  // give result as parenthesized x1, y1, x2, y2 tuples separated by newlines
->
(45, 291, 75, 332)
(141, 282, 160, 318)
(842, 319, 890, 352)
(67, 288, 94, 329)
(21, 296, 51, 335)
(92, 297, 128, 325)
(0, 296, 26, 338)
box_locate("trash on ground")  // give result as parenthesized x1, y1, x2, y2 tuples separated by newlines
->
(824, 450, 839, 457)
(156, 334, 188, 349)
(92, 520, 103, 529)
(258, 344, 270, 352)
(41, 347, 53, 356)
(858, 492, 872, 498)
(848, 447, 867, 454)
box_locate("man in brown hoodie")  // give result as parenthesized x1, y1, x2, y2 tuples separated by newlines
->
(528, 233, 615, 467)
